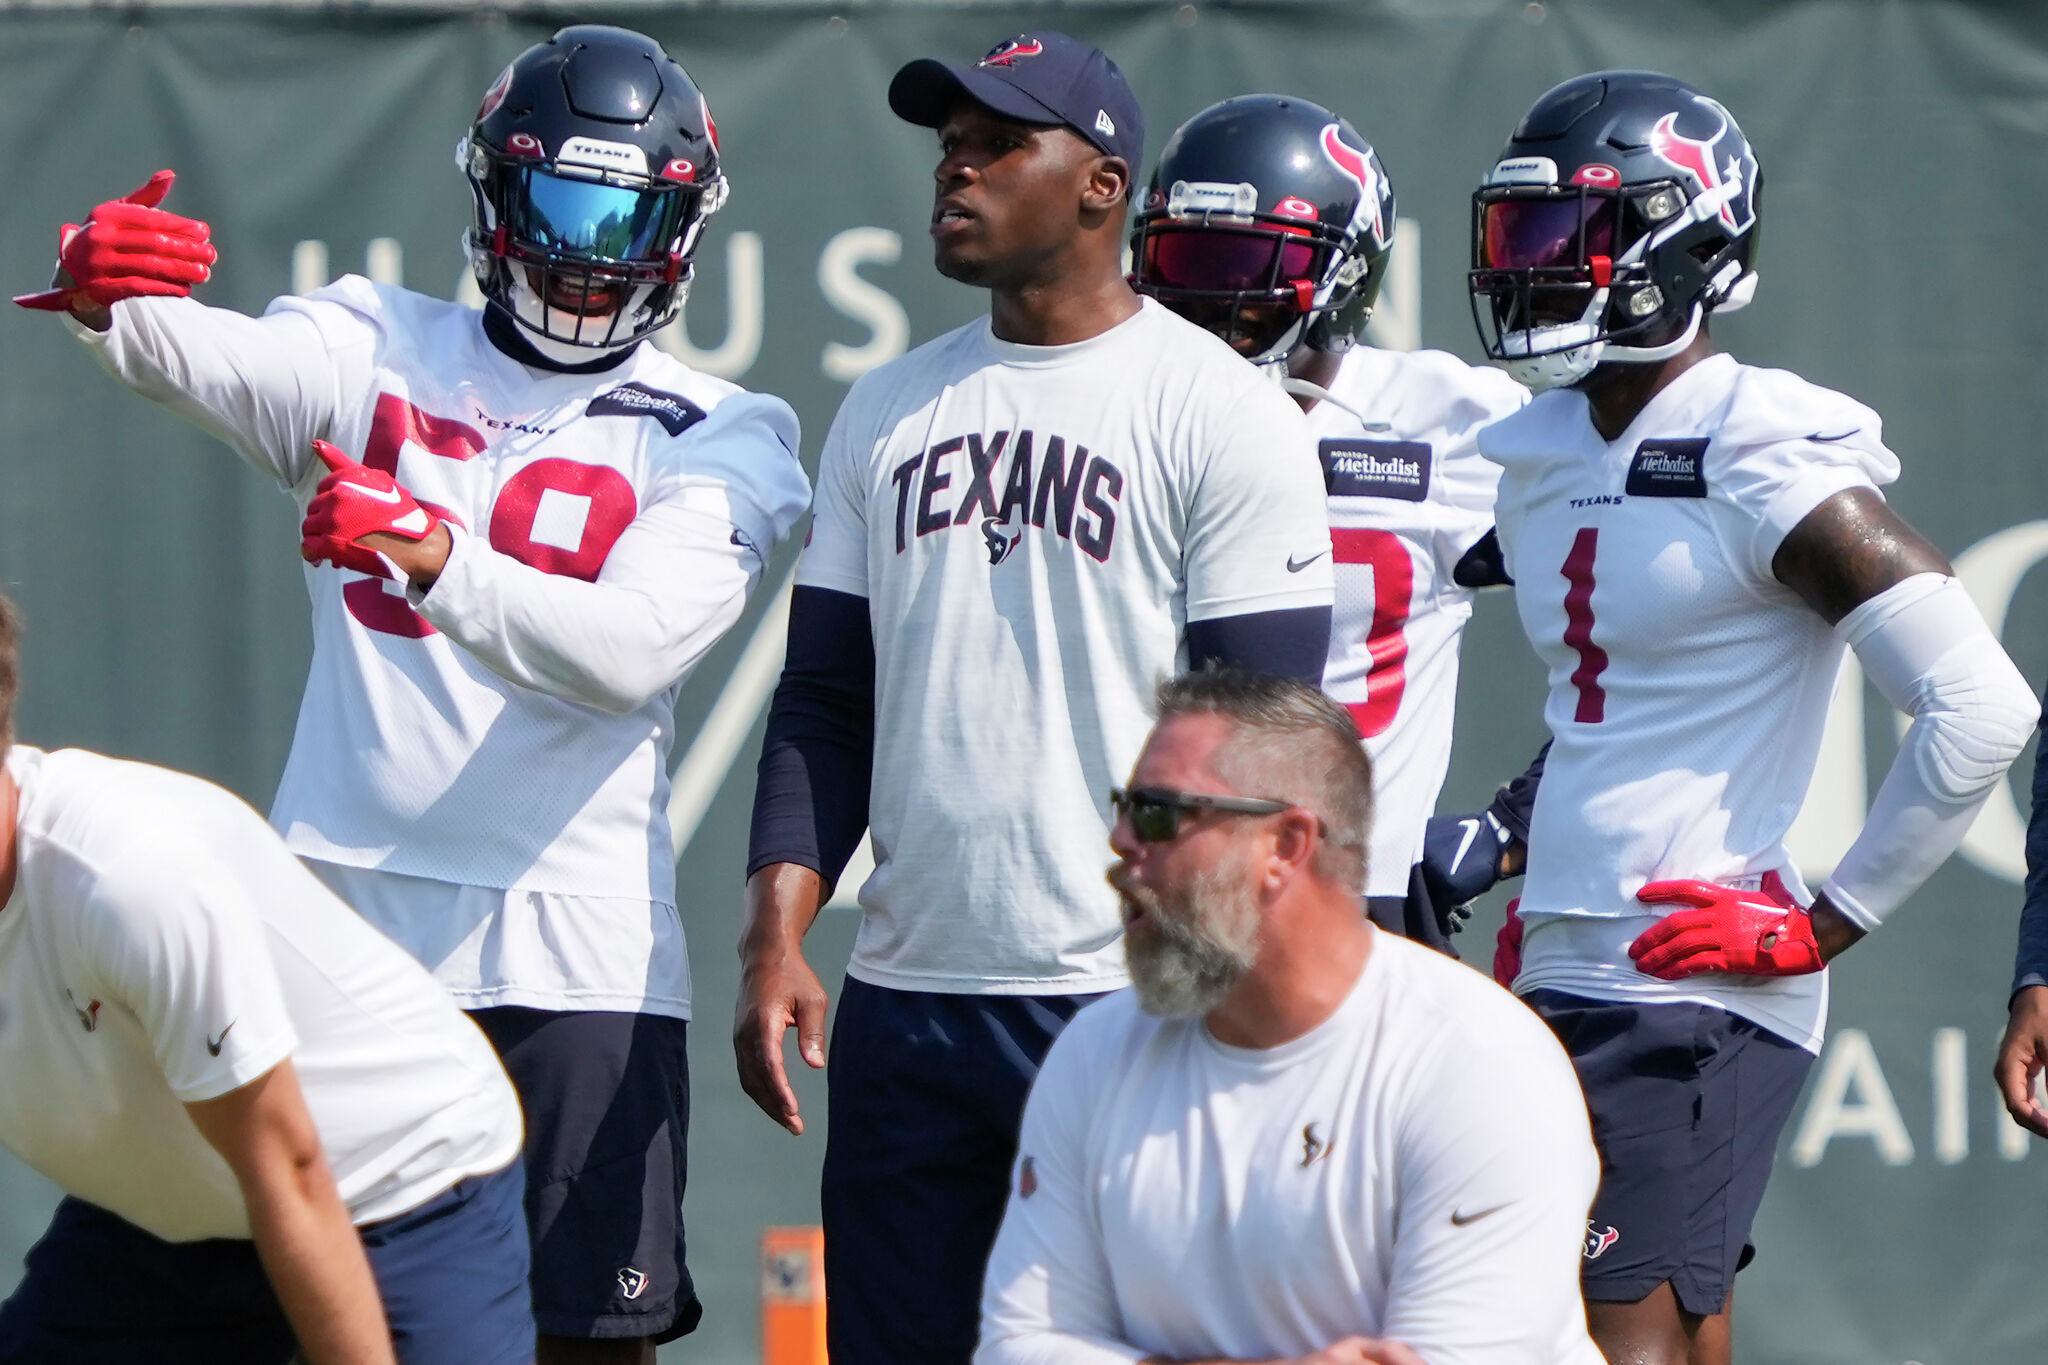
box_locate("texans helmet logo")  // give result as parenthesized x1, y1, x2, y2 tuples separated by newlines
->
(980, 37, 1044, 67)
(1647, 100, 1757, 233)
(1584, 1221, 1621, 1260)
(1300, 1122, 1331, 1167)
(1318, 124, 1388, 249)
(476, 64, 514, 121)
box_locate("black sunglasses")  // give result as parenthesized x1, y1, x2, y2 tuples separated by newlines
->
(1109, 785, 1295, 844)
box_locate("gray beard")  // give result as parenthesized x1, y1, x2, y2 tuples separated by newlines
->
(1114, 861, 1263, 1019)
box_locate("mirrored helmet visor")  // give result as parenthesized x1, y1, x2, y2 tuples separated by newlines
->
(1140, 225, 1321, 293)
(515, 169, 675, 262)
(1479, 194, 1617, 270)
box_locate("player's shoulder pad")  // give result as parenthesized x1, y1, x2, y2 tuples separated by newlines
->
(1473, 384, 1586, 469)
(1712, 360, 1884, 466)
(263, 273, 460, 350)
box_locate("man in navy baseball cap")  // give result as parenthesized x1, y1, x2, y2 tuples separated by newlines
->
(890, 31, 1146, 186)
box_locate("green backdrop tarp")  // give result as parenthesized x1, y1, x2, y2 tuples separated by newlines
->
(2, 3, 2046, 1361)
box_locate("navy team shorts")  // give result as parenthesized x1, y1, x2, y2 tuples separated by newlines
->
(1525, 989, 1814, 1317)
(822, 978, 1104, 1365)
(468, 1007, 698, 1344)
(0, 1160, 532, 1365)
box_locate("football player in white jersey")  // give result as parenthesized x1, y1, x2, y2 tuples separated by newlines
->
(979, 668, 1602, 1365)
(736, 32, 1333, 1365)
(1130, 94, 1535, 952)
(0, 592, 531, 1365)
(15, 27, 809, 1364)
(1467, 71, 2038, 1365)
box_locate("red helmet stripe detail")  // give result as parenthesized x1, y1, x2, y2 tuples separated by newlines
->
(1319, 124, 1385, 245)
(1648, 111, 1737, 228)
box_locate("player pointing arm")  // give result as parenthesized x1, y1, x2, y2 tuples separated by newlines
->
(18, 27, 808, 1363)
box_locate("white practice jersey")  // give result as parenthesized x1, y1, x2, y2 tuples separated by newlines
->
(0, 747, 522, 1243)
(978, 933, 1603, 1365)
(800, 300, 1332, 994)
(1310, 348, 1526, 897)
(1483, 353, 1899, 1051)
(76, 280, 809, 1014)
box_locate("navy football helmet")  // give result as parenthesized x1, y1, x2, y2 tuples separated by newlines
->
(1468, 71, 1761, 389)
(1131, 95, 1396, 367)
(458, 25, 727, 350)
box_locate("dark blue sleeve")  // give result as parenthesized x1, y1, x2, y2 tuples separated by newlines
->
(1487, 740, 1548, 845)
(2015, 696, 2048, 1001)
(1184, 605, 1333, 684)
(1452, 527, 1515, 589)
(746, 586, 875, 891)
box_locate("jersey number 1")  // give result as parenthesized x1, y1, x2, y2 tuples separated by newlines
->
(1331, 528, 1412, 738)
(1560, 527, 1608, 723)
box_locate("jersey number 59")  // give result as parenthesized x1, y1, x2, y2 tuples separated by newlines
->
(342, 395, 638, 638)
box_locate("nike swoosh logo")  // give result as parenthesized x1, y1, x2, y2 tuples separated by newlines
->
(352, 482, 406, 505)
(1451, 1202, 1510, 1226)
(207, 1022, 236, 1057)
(1448, 818, 1481, 876)
(390, 509, 431, 535)
(1286, 550, 1331, 573)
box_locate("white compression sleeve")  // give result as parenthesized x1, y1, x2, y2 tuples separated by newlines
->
(1820, 574, 2039, 929)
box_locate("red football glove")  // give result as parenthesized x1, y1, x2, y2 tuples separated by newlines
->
(1628, 878, 1823, 980)
(300, 441, 443, 580)
(1493, 897, 1523, 987)
(14, 171, 217, 313)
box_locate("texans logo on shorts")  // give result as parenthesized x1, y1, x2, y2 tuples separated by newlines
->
(617, 1266, 649, 1301)
(1584, 1221, 1620, 1260)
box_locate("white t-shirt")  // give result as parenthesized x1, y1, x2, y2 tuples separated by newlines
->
(1481, 353, 1900, 1051)
(75, 280, 811, 1015)
(798, 299, 1333, 994)
(978, 932, 1603, 1365)
(1311, 348, 1527, 897)
(0, 746, 523, 1243)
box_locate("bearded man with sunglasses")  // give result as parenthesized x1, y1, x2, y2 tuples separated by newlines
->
(1468, 72, 2037, 1365)
(740, 32, 1334, 1365)
(16, 26, 811, 1363)
(977, 667, 1602, 1365)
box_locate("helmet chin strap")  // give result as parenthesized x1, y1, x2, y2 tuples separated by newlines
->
(1277, 374, 1389, 431)
(1599, 301, 1703, 365)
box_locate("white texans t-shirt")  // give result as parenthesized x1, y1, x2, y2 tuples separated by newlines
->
(800, 299, 1332, 994)
(1310, 347, 1526, 897)
(977, 933, 1603, 1365)
(76, 279, 811, 1017)
(0, 746, 522, 1243)
(1482, 353, 1899, 1051)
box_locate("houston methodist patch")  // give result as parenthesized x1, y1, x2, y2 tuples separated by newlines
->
(586, 383, 708, 437)
(1320, 439, 1431, 502)
(1624, 438, 1709, 497)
